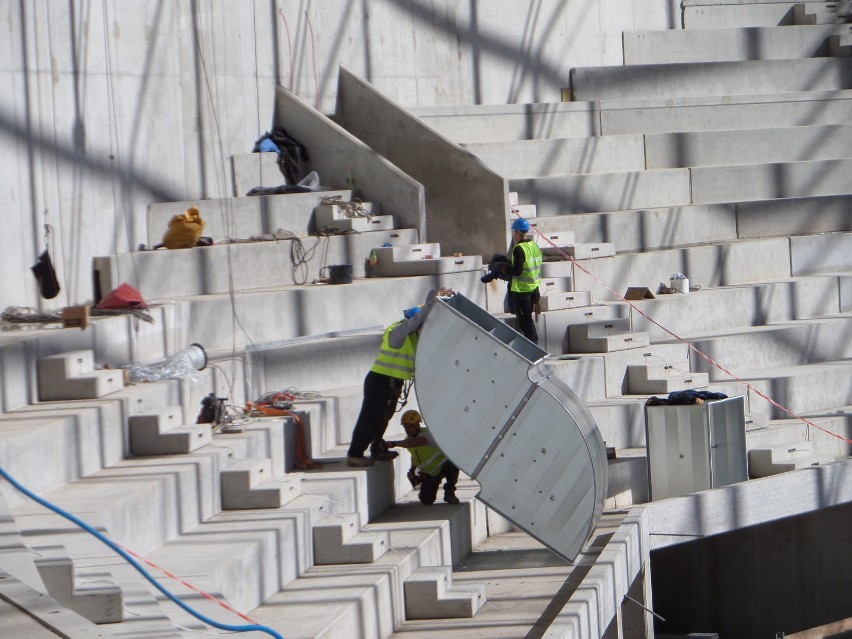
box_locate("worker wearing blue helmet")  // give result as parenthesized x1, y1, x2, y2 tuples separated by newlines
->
(508, 217, 543, 343)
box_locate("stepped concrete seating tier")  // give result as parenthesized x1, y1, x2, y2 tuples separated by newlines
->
(37, 351, 124, 401)
(128, 408, 212, 455)
(599, 89, 852, 135)
(682, 0, 817, 29)
(403, 566, 486, 619)
(572, 58, 852, 102)
(312, 512, 389, 564)
(830, 29, 852, 54)
(146, 190, 355, 244)
(34, 552, 123, 624)
(794, 1, 851, 24)
(624, 24, 850, 64)
(219, 458, 301, 510)
(94, 226, 419, 299)
(313, 200, 396, 232)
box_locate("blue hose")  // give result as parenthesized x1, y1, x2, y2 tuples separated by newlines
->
(0, 465, 284, 639)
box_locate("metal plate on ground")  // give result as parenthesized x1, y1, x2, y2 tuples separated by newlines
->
(415, 294, 607, 561)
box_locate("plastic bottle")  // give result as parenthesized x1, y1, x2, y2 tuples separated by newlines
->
(368, 250, 378, 277)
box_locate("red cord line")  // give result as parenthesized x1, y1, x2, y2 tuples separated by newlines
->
(512, 209, 852, 445)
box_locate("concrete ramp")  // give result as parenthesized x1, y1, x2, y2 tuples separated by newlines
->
(414, 294, 607, 561)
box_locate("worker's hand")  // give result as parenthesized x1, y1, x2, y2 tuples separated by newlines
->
(437, 287, 454, 298)
(386, 440, 397, 448)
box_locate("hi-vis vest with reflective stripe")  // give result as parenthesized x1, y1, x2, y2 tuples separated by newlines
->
(510, 240, 543, 294)
(409, 427, 447, 477)
(370, 321, 418, 380)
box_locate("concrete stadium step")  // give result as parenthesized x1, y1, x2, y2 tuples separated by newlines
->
(794, 1, 851, 24)
(314, 201, 396, 233)
(791, 231, 852, 276)
(403, 566, 485, 619)
(219, 458, 301, 510)
(372, 243, 482, 277)
(743, 358, 852, 418)
(745, 410, 851, 462)
(605, 448, 650, 508)
(645, 125, 852, 169)
(37, 351, 124, 401)
(829, 30, 852, 54)
(737, 194, 852, 238)
(312, 512, 389, 565)
(627, 361, 709, 394)
(169, 270, 485, 351)
(231, 151, 322, 196)
(539, 289, 593, 312)
(510, 168, 691, 217)
(461, 134, 645, 178)
(95, 226, 420, 300)
(567, 318, 651, 354)
(128, 408, 212, 455)
(692, 158, 852, 204)
(146, 189, 354, 244)
(33, 550, 123, 624)
(599, 89, 852, 135)
(572, 58, 852, 102)
(680, 315, 852, 381)
(748, 441, 836, 477)
(624, 24, 849, 64)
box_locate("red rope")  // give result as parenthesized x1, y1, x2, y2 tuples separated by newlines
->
(513, 209, 852, 445)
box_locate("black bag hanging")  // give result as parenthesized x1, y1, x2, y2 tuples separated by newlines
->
(31, 249, 60, 299)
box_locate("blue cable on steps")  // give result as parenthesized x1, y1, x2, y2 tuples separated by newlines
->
(0, 465, 285, 639)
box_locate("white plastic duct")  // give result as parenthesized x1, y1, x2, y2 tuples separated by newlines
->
(415, 294, 607, 561)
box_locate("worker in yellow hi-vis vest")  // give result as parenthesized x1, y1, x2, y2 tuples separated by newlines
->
(507, 217, 542, 344)
(388, 410, 460, 505)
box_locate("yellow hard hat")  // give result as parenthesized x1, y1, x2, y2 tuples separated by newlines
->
(401, 409, 422, 425)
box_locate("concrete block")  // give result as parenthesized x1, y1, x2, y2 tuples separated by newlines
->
(561, 243, 616, 260)
(539, 277, 574, 296)
(736, 194, 852, 238)
(35, 555, 123, 624)
(220, 459, 301, 510)
(605, 453, 649, 509)
(573, 59, 852, 102)
(318, 214, 396, 233)
(745, 360, 852, 418)
(748, 441, 828, 477)
(128, 409, 212, 455)
(794, 1, 851, 24)
(463, 134, 645, 178)
(683, 3, 798, 28)
(510, 169, 691, 217)
(829, 32, 852, 55)
(373, 244, 482, 277)
(231, 151, 283, 196)
(37, 351, 123, 401)
(403, 566, 486, 619)
(533, 229, 577, 251)
(625, 25, 846, 64)
(312, 513, 389, 565)
(790, 231, 852, 276)
(691, 159, 852, 204)
(841, 274, 852, 311)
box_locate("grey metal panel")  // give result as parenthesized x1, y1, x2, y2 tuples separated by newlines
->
(646, 405, 711, 501)
(415, 294, 607, 561)
(708, 396, 748, 487)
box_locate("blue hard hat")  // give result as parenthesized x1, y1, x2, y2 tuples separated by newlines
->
(403, 306, 421, 319)
(511, 217, 530, 233)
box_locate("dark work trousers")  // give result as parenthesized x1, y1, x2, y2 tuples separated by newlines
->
(418, 461, 460, 505)
(347, 370, 404, 458)
(512, 289, 540, 344)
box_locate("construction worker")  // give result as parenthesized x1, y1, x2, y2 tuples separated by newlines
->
(346, 289, 453, 467)
(387, 410, 460, 505)
(507, 217, 543, 344)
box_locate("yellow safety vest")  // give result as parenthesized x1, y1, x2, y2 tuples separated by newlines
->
(370, 321, 418, 380)
(409, 427, 447, 477)
(510, 240, 543, 293)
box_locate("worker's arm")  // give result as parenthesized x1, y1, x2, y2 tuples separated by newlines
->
(510, 243, 526, 277)
(387, 435, 430, 448)
(388, 288, 453, 348)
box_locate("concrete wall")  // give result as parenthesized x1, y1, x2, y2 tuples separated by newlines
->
(1, 1, 671, 311)
(334, 68, 508, 259)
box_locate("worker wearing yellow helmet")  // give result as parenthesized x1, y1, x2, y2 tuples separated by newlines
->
(387, 409, 459, 505)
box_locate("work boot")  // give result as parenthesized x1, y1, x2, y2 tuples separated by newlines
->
(443, 490, 460, 505)
(347, 456, 375, 467)
(370, 441, 399, 462)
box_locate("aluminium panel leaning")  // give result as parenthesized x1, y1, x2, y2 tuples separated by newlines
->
(415, 293, 608, 561)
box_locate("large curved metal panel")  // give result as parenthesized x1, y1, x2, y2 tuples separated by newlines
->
(415, 294, 607, 561)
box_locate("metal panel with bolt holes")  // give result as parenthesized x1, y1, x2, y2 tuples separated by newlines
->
(415, 293, 608, 561)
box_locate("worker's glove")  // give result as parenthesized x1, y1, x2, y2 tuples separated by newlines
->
(407, 469, 422, 489)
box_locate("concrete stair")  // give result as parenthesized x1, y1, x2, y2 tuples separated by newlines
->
(128, 408, 212, 456)
(37, 351, 124, 401)
(312, 512, 389, 565)
(33, 550, 123, 624)
(403, 566, 486, 619)
(627, 362, 709, 394)
(372, 243, 482, 277)
(748, 440, 836, 477)
(794, 1, 851, 25)
(219, 458, 301, 510)
(567, 319, 651, 353)
(829, 30, 852, 54)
